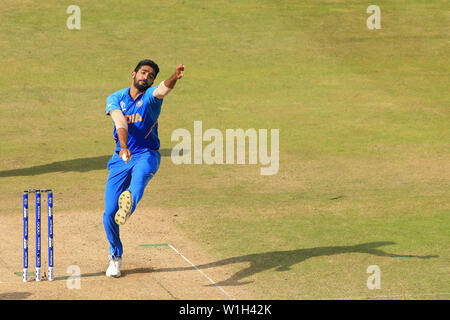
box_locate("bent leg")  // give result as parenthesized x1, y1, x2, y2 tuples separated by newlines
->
(127, 152, 160, 215)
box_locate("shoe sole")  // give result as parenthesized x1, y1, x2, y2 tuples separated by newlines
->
(114, 191, 132, 225)
(106, 272, 121, 278)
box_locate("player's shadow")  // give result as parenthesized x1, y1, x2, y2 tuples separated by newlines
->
(0, 148, 182, 177)
(151, 241, 439, 286)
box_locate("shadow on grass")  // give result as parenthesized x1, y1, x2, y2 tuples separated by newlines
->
(0, 148, 179, 177)
(39, 242, 438, 283)
(0, 292, 32, 300)
(140, 241, 439, 286)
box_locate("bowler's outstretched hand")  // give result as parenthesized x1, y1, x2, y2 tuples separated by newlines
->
(175, 64, 184, 79)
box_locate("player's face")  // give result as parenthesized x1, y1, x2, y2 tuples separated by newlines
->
(132, 65, 156, 92)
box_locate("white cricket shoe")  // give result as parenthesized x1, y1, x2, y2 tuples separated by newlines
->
(114, 190, 133, 225)
(106, 257, 122, 278)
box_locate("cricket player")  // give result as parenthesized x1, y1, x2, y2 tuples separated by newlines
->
(103, 59, 184, 277)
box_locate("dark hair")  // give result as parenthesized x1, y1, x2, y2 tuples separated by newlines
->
(134, 59, 160, 76)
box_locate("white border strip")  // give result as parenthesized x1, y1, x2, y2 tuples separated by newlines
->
(322, 292, 450, 300)
(168, 244, 233, 300)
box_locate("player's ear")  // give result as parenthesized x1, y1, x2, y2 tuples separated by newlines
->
(131, 71, 136, 78)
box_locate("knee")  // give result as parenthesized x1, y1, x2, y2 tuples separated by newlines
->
(103, 208, 116, 225)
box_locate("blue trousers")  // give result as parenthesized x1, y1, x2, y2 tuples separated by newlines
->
(103, 149, 160, 259)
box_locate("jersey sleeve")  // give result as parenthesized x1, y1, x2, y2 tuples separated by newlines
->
(106, 92, 122, 116)
(147, 86, 164, 105)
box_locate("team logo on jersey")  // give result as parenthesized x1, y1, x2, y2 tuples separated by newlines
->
(125, 113, 142, 124)
(120, 101, 126, 111)
(136, 100, 143, 107)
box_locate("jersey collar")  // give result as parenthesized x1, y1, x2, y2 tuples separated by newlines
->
(127, 88, 144, 102)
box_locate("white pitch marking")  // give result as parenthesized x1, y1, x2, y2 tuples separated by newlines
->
(168, 244, 233, 300)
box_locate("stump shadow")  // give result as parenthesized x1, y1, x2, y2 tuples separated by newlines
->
(0, 292, 32, 300)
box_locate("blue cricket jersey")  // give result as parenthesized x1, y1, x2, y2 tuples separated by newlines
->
(106, 86, 163, 154)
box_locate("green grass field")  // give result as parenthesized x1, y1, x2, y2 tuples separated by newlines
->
(0, 0, 448, 299)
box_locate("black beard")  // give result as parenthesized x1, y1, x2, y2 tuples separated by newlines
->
(134, 79, 151, 92)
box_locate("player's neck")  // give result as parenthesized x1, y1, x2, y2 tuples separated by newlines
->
(129, 86, 144, 101)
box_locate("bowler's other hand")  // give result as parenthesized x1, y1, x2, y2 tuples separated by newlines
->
(119, 148, 131, 163)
